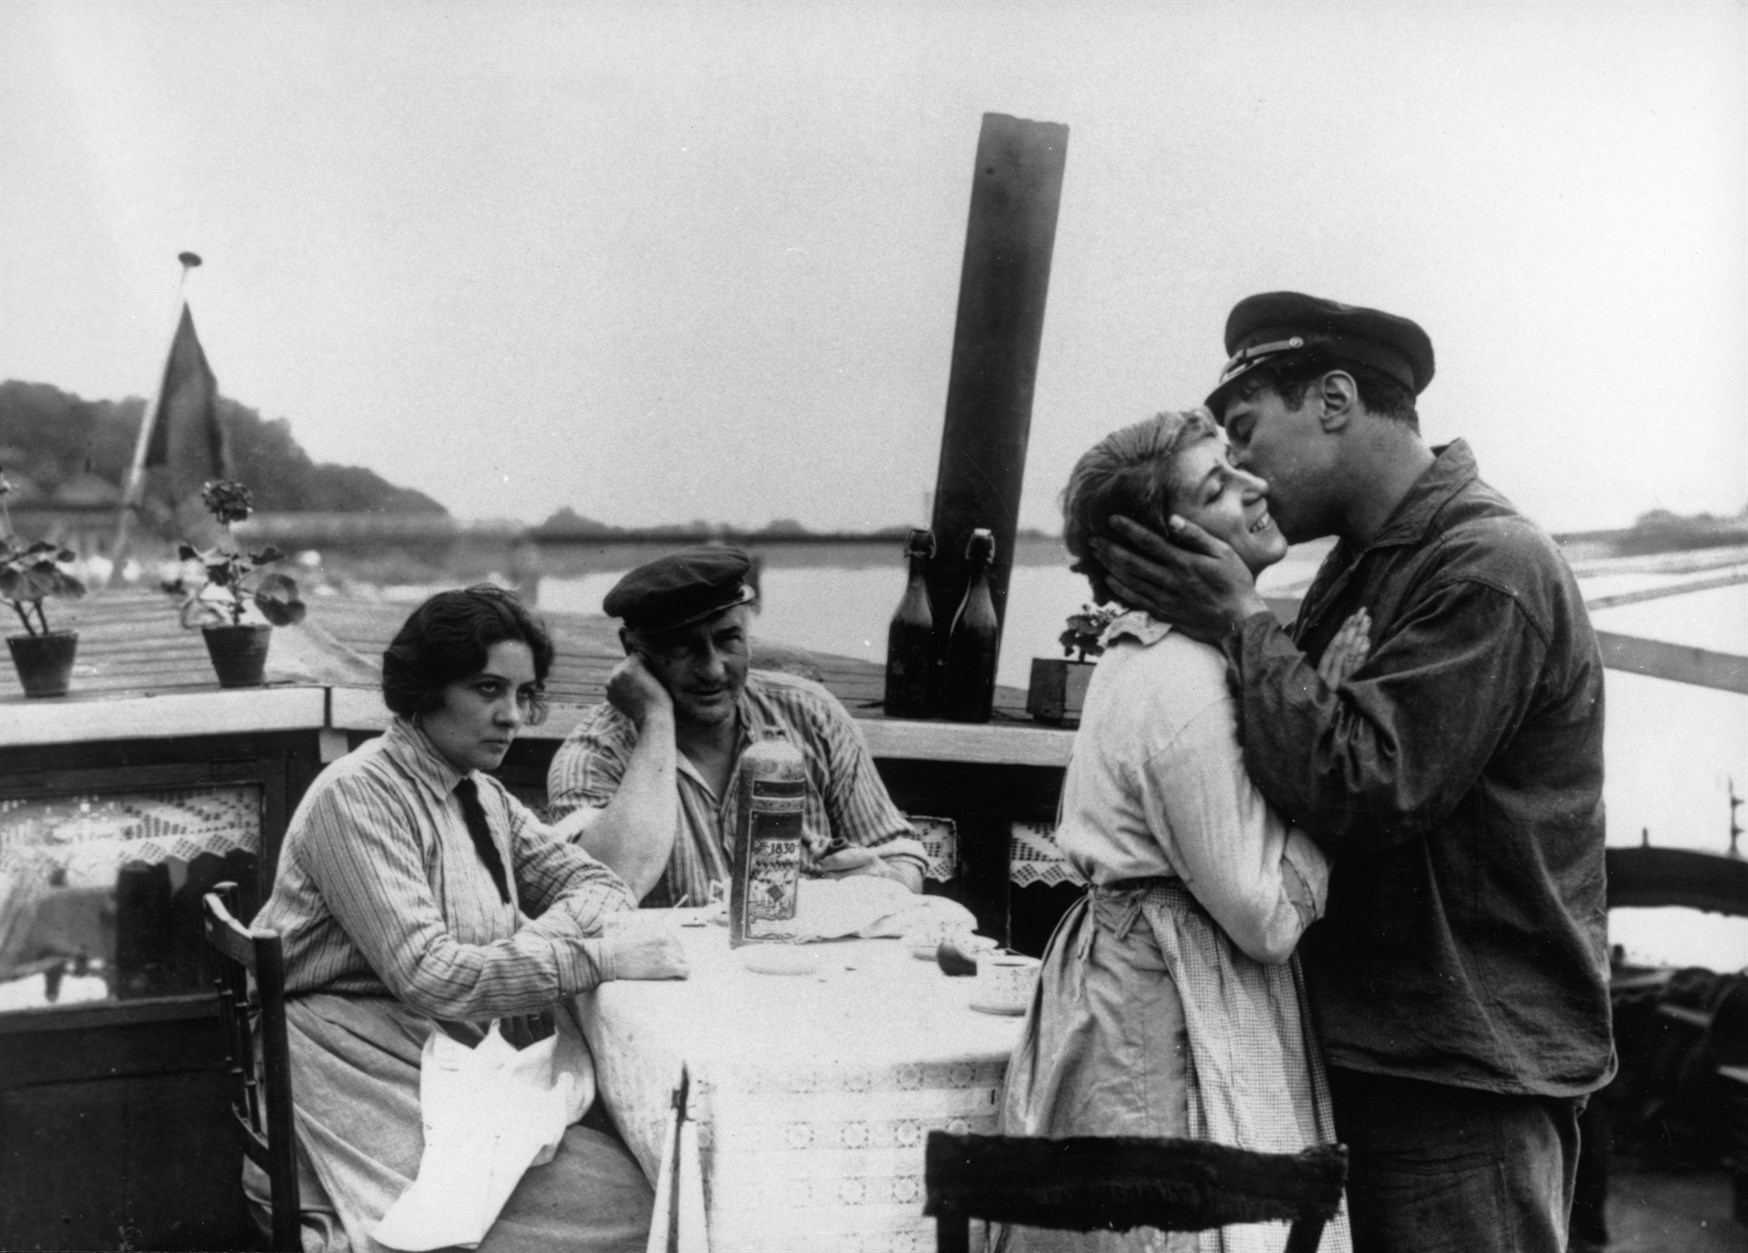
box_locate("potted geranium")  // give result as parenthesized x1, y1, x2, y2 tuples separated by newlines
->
(1025, 603, 1118, 728)
(174, 479, 306, 688)
(0, 467, 87, 698)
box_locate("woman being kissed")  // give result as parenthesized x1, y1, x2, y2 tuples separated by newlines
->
(999, 408, 1365, 1253)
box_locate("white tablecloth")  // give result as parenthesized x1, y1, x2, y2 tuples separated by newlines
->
(575, 925, 1023, 1253)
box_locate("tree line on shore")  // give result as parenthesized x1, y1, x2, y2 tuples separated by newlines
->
(0, 380, 444, 516)
(4, 378, 1738, 548)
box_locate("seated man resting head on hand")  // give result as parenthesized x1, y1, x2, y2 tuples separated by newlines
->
(547, 546, 927, 906)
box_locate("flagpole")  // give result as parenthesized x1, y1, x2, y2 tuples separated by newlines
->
(109, 252, 202, 587)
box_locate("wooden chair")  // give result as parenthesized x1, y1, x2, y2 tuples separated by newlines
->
(924, 1131, 1347, 1253)
(202, 882, 301, 1252)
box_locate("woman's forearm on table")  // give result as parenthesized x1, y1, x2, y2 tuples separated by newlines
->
(385, 919, 619, 1018)
(299, 783, 624, 1017)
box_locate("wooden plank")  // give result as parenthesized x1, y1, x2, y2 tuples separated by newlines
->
(332, 680, 1066, 765)
(0, 687, 326, 747)
(10, 591, 1059, 755)
(863, 717, 1074, 767)
(1596, 630, 1748, 696)
(1214, 598, 1748, 695)
(923, 1131, 1346, 1233)
(928, 113, 1070, 644)
(0, 1000, 219, 1086)
(1607, 845, 1748, 915)
(329, 685, 593, 741)
(1585, 567, 1748, 611)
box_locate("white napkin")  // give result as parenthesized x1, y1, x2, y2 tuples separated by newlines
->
(789, 876, 977, 942)
(374, 1019, 591, 1251)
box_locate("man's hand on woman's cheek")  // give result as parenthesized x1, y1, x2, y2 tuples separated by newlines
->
(1091, 515, 1266, 644)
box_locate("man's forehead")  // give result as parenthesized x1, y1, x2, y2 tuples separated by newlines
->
(637, 604, 750, 648)
(1221, 376, 1299, 424)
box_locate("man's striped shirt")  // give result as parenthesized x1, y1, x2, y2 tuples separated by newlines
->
(546, 669, 926, 907)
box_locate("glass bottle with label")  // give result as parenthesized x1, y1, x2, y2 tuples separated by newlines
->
(884, 528, 937, 718)
(944, 528, 999, 723)
(728, 735, 807, 946)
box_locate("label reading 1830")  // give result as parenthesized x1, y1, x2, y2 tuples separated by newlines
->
(742, 780, 804, 935)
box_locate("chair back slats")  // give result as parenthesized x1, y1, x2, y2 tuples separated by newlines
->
(203, 882, 301, 1253)
(924, 1131, 1345, 1251)
(254, 932, 299, 1237)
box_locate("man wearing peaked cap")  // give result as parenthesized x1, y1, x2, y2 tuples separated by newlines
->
(547, 546, 926, 906)
(599, 545, 758, 633)
(1203, 291, 1435, 419)
(1090, 293, 1610, 1252)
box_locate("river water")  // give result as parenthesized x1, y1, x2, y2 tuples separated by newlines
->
(540, 543, 1748, 971)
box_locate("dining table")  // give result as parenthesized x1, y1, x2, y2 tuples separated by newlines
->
(574, 914, 1027, 1253)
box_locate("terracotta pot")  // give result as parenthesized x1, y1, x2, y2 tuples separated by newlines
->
(7, 630, 79, 698)
(1025, 657, 1096, 728)
(201, 623, 273, 689)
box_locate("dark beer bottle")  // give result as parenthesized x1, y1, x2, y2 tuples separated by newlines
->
(884, 528, 937, 718)
(944, 528, 999, 723)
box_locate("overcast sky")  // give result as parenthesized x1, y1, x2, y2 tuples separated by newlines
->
(2, 0, 1743, 534)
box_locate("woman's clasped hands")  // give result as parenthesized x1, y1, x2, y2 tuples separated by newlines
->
(1316, 608, 1372, 687)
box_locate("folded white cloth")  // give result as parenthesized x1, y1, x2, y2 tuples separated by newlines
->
(373, 1017, 592, 1251)
(789, 876, 977, 942)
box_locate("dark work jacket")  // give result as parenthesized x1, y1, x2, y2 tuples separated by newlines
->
(1223, 440, 1614, 1097)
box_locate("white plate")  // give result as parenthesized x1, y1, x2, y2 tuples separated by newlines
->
(968, 998, 1028, 1016)
(737, 947, 820, 976)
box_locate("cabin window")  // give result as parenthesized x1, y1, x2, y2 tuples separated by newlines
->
(0, 783, 262, 1013)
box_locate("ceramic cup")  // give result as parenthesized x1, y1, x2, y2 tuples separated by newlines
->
(972, 954, 1041, 1015)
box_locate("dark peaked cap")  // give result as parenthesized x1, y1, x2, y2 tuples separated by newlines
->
(604, 546, 756, 632)
(1205, 291, 1435, 415)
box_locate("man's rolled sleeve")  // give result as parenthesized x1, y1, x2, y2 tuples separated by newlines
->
(546, 708, 634, 821)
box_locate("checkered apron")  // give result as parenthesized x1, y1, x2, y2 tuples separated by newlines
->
(1128, 881, 1350, 1253)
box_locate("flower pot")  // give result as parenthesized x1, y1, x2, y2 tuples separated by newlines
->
(1026, 657, 1096, 728)
(7, 630, 78, 698)
(201, 623, 273, 689)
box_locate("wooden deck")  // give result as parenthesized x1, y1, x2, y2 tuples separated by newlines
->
(1, 589, 1060, 761)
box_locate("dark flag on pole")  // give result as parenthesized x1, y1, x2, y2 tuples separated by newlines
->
(115, 300, 232, 555)
(108, 253, 225, 582)
(143, 304, 229, 495)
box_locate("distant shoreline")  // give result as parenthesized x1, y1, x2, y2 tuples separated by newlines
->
(215, 513, 1748, 589)
(1554, 520, 1748, 564)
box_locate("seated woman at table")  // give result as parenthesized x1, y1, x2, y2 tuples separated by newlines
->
(999, 410, 1361, 1253)
(250, 585, 689, 1253)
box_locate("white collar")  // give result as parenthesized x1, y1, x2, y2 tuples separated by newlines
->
(1100, 608, 1174, 649)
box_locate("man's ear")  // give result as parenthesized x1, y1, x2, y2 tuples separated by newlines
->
(1316, 371, 1358, 431)
(618, 626, 635, 657)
